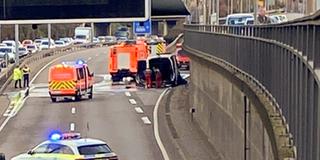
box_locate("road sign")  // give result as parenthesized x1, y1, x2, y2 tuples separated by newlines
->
(133, 19, 152, 35)
(0, 0, 150, 24)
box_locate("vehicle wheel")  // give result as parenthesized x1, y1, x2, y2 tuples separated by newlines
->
(51, 97, 57, 102)
(0, 153, 6, 160)
(88, 87, 93, 99)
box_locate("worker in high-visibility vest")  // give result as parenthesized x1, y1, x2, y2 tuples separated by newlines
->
(22, 65, 31, 88)
(13, 66, 23, 88)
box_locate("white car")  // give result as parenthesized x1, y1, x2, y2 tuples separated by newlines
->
(105, 36, 117, 45)
(34, 39, 43, 47)
(18, 47, 29, 57)
(2, 40, 20, 52)
(54, 40, 66, 48)
(11, 132, 118, 160)
(40, 41, 55, 50)
(225, 13, 254, 25)
(0, 43, 7, 47)
(0, 47, 15, 63)
(26, 44, 38, 54)
(59, 37, 73, 45)
(93, 37, 99, 43)
(98, 36, 106, 43)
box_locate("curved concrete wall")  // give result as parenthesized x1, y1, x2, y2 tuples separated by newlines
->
(189, 54, 274, 160)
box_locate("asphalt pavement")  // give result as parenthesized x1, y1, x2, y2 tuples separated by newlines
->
(0, 47, 163, 160)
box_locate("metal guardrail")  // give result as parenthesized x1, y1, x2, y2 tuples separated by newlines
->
(0, 42, 99, 94)
(184, 22, 320, 160)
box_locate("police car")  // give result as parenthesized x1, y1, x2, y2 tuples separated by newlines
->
(12, 132, 118, 160)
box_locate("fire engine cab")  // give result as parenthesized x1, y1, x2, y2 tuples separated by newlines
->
(48, 60, 94, 102)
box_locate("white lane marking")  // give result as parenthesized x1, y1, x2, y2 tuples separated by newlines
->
(71, 107, 76, 114)
(141, 116, 152, 124)
(125, 92, 131, 97)
(88, 57, 92, 61)
(154, 88, 171, 160)
(0, 96, 29, 132)
(134, 107, 144, 114)
(129, 99, 137, 105)
(0, 117, 10, 132)
(70, 123, 75, 131)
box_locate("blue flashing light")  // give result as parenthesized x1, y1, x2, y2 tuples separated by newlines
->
(49, 131, 62, 141)
(76, 59, 85, 65)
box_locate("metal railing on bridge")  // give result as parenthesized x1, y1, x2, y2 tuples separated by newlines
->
(184, 11, 320, 160)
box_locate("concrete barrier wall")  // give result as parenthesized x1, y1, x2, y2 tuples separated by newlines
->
(190, 55, 274, 160)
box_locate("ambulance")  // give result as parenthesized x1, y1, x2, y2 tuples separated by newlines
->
(108, 40, 149, 82)
(48, 60, 94, 102)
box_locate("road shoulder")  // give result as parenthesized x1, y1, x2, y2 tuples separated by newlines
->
(159, 85, 223, 160)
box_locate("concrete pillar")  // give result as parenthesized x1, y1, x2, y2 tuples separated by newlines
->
(152, 21, 159, 36)
(91, 22, 94, 42)
(163, 20, 168, 36)
(47, 24, 51, 49)
(15, 24, 19, 65)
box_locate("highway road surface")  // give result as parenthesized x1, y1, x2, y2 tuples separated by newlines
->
(0, 47, 165, 160)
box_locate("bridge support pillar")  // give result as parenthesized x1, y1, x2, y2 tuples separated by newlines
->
(152, 21, 159, 36)
(163, 20, 168, 36)
(15, 24, 19, 65)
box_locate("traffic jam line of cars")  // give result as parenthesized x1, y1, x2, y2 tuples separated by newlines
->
(0, 35, 117, 73)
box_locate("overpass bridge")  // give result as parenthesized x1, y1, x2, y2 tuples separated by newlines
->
(184, 10, 320, 160)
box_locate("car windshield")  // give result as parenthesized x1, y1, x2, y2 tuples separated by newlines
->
(27, 46, 36, 49)
(106, 37, 114, 41)
(4, 43, 13, 47)
(42, 42, 49, 45)
(24, 41, 31, 44)
(76, 35, 86, 39)
(55, 42, 64, 45)
(0, 48, 12, 53)
(35, 40, 41, 43)
(78, 144, 111, 155)
(19, 48, 27, 51)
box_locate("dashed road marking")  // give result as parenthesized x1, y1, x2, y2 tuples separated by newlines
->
(125, 92, 131, 97)
(141, 116, 152, 125)
(88, 57, 92, 61)
(134, 107, 144, 114)
(129, 99, 137, 105)
(71, 107, 76, 114)
(70, 123, 75, 131)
